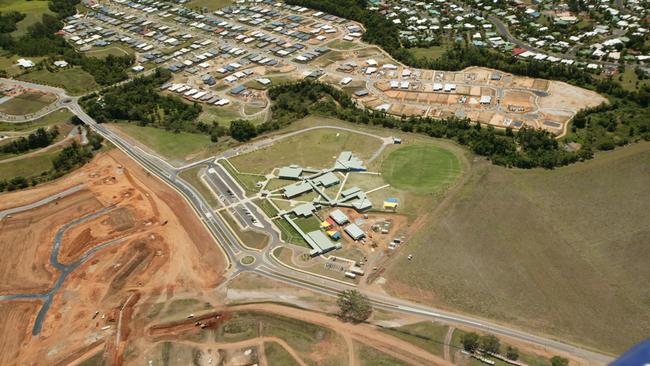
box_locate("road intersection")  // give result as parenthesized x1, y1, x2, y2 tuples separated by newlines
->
(0, 78, 615, 365)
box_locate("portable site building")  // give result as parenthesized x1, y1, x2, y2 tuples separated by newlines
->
(344, 223, 366, 240)
(329, 209, 349, 225)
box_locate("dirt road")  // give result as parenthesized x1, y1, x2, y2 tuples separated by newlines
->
(224, 303, 454, 366)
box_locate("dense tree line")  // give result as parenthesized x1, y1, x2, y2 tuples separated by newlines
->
(81, 69, 202, 131)
(263, 80, 591, 169)
(0, 127, 59, 154)
(79, 54, 135, 85)
(0, 127, 103, 192)
(0, 11, 25, 33)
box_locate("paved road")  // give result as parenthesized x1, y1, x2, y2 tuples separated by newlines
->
(0, 78, 615, 365)
(0, 184, 84, 220)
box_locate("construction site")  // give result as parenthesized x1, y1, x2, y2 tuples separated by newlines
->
(0, 150, 225, 366)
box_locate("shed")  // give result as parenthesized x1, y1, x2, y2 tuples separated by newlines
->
(344, 223, 366, 240)
(329, 209, 349, 225)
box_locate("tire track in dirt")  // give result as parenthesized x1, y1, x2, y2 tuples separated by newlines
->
(225, 303, 453, 366)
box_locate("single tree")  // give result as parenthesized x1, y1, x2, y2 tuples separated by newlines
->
(337, 290, 372, 323)
(461, 332, 480, 352)
(506, 346, 519, 361)
(480, 334, 500, 354)
(551, 356, 569, 366)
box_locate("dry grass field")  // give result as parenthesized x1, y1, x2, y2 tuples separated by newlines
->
(384, 142, 650, 354)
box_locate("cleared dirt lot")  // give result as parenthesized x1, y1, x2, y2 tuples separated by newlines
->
(0, 301, 41, 365)
(0, 188, 103, 295)
(539, 81, 608, 112)
(0, 149, 225, 365)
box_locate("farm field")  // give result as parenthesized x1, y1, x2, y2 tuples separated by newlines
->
(229, 128, 383, 174)
(0, 91, 56, 115)
(384, 142, 650, 354)
(18, 67, 99, 95)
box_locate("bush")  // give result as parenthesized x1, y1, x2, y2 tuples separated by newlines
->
(337, 290, 372, 323)
(460, 332, 480, 352)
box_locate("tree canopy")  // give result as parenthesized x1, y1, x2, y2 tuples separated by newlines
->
(337, 290, 372, 323)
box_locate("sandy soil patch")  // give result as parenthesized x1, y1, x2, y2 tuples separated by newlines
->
(539, 81, 608, 112)
(0, 149, 226, 365)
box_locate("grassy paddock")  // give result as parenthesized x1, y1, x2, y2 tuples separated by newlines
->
(186, 0, 232, 11)
(0, 145, 61, 180)
(407, 46, 449, 60)
(111, 123, 219, 163)
(0, 0, 52, 36)
(0, 109, 73, 132)
(0, 91, 56, 115)
(221, 211, 269, 250)
(229, 128, 382, 175)
(264, 342, 300, 366)
(326, 40, 361, 50)
(18, 67, 99, 95)
(82, 45, 133, 59)
(385, 142, 650, 353)
(217, 311, 347, 364)
(379, 321, 449, 357)
(356, 342, 409, 366)
(178, 166, 220, 208)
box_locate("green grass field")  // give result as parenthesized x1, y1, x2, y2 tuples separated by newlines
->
(198, 104, 246, 126)
(326, 40, 361, 50)
(229, 128, 382, 175)
(0, 109, 73, 132)
(220, 159, 264, 196)
(178, 165, 220, 208)
(0, 145, 60, 180)
(82, 45, 133, 59)
(381, 144, 462, 194)
(18, 67, 99, 95)
(0, 0, 52, 37)
(112, 123, 219, 163)
(0, 91, 56, 115)
(265, 342, 300, 366)
(221, 211, 269, 250)
(244, 74, 297, 90)
(356, 342, 409, 366)
(385, 142, 650, 354)
(407, 46, 448, 60)
(379, 321, 449, 357)
(186, 0, 232, 11)
(218, 311, 347, 365)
